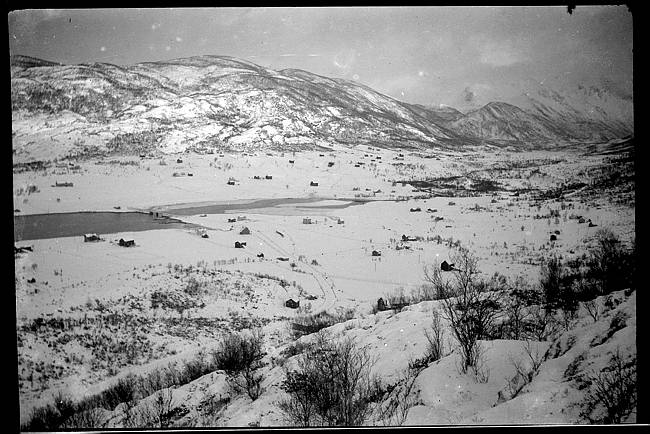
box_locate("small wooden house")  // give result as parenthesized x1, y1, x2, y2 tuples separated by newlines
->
(372, 250, 381, 257)
(410, 207, 421, 212)
(235, 241, 246, 248)
(310, 181, 319, 187)
(84, 233, 100, 242)
(285, 299, 300, 309)
(201, 233, 209, 238)
(257, 253, 265, 258)
(441, 261, 455, 272)
(302, 218, 312, 225)
(118, 238, 135, 247)
(328, 162, 335, 167)
(227, 218, 237, 223)
(240, 227, 251, 235)
(265, 175, 273, 179)
(177, 158, 183, 163)
(227, 180, 236, 185)
(289, 160, 295, 164)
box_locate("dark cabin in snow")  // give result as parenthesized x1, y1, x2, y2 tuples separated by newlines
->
(265, 175, 273, 179)
(377, 297, 387, 311)
(410, 207, 421, 212)
(550, 234, 557, 241)
(227, 218, 237, 223)
(257, 253, 264, 258)
(310, 181, 319, 187)
(176, 158, 183, 163)
(372, 250, 381, 257)
(227, 180, 236, 185)
(441, 261, 455, 271)
(201, 233, 209, 238)
(240, 227, 251, 235)
(285, 299, 300, 309)
(84, 233, 100, 242)
(328, 162, 335, 167)
(235, 241, 246, 248)
(118, 239, 135, 247)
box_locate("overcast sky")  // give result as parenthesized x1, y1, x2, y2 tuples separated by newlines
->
(8, 6, 633, 109)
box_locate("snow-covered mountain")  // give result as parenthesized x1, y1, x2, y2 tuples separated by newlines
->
(10, 54, 633, 161)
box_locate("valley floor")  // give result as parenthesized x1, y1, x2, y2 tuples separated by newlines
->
(13, 144, 636, 426)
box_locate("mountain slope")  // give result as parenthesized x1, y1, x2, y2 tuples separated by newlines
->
(448, 101, 581, 144)
(11, 55, 466, 160)
(11, 54, 633, 161)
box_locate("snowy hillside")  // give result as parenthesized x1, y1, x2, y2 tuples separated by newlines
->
(11, 54, 633, 162)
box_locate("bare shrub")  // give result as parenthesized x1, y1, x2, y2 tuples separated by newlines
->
(423, 308, 445, 363)
(425, 248, 502, 375)
(151, 388, 175, 428)
(505, 341, 548, 400)
(277, 331, 377, 426)
(583, 299, 600, 323)
(375, 362, 421, 426)
(212, 328, 266, 400)
(581, 348, 637, 424)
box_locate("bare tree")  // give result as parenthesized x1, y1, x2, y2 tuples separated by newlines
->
(583, 299, 601, 323)
(423, 308, 445, 363)
(278, 331, 378, 427)
(425, 248, 502, 376)
(212, 328, 266, 400)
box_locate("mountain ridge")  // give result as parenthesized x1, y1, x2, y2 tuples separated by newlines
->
(10, 54, 633, 161)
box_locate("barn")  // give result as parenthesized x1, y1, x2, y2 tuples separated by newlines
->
(240, 227, 251, 235)
(118, 239, 135, 247)
(285, 299, 300, 309)
(84, 233, 100, 242)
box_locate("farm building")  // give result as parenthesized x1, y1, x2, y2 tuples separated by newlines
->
(401, 235, 418, 242)
(176, 158, 183, 163)
(289, 160, 295, 164)
(310, 181, 319, 186)
(240, 227, 251, 235)
(372, 250, 381, 257)
(257, 253, 264, 258)
(237, 216, 246, 221)
(302, 218, 312, 225)
(277, 257, 289, 261)
(234, 241, 246, 248)
(54, 181, 74, 187)
(328, 162, 335, 167)
(410, 207, 421, 212)
(83, 233, 100, 242)
(227, 180, 236, 185)
(441, 261, 455, 271)
(227, 218, 237, 223)
(254, 176, 261, 179)
(448, 201, 456, 206)
(201, 233, 209, 239)
(285, 299, 300, 309)
(337, 218, 345, 224)
(152, 211, 165, 219)
(118, 239, 135, 247)
(265, 175, 273, 179)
